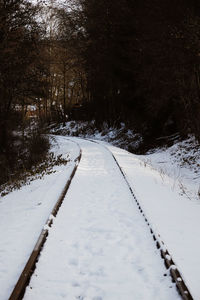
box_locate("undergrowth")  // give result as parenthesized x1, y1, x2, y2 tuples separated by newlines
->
(0, 152, 69, 197)
(51, 121, 143, 152)
(0, 128, 70, 197)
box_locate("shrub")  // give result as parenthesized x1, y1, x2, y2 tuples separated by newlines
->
(0, 130, 51, 194)
(27, 131, 50, 167)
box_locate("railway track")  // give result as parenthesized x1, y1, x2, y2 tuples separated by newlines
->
(8, 137, 193, 300)
(8, 140, 82, 300)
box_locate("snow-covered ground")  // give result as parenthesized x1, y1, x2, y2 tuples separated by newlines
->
(0, 136, 80, 300)
(102, 142, 200, 300)
(51, 121, 142, 152)
(1, 133, 200, 299)
(24, 138, 179, 300)
(139, 135, 200, 202)
(52, 121, 200, 202)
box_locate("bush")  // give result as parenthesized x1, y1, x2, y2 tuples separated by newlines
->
(0, 152, 69, 197)
(0, 130, 51, 192)
(27, 131, 50, 167)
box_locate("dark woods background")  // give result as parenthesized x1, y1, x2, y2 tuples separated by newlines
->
(0, 0, 200, 184)
(0, 0, 49, 184)
(80, 0, 200, 141)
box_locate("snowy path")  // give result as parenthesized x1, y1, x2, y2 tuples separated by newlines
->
(23, 138, 179, 300)
(0, 137, 80, 300)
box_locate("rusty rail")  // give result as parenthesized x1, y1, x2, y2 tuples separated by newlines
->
(9, 136, 193, 300)
(9, 149, 82, 300)
(109, 149, 193, 300)
(87, 138, 193, 300)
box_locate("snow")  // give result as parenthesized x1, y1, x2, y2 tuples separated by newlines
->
(104, 143, 200, 300)
(51, 121, 142, 152)
(139, 135, 200, 202)
(0, 136, 80, 300)
(52, 123, 200, 203)
(2, 133, 199, 299)
(52, 122, 200, 205)
(23, 138, 179, 300)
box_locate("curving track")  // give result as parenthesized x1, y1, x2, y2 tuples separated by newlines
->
(9, 137, 191, 299)
(98, 141, 193, 300)
(8, 139, 82, 300)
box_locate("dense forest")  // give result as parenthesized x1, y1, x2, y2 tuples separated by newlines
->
(77, 0, 200, 140)
(1, 0, 200, 183)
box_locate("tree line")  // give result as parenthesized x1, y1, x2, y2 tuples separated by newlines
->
(0, 0, 51, 184)
(0, 0, 85, 185)
(1, 0, 200, 164)
(70, 0, 200, 145)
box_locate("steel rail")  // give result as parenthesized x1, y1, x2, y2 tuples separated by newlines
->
(8, 136, 194, 300)
(90, 139, 193, 300)
(8, 141, 82, 300)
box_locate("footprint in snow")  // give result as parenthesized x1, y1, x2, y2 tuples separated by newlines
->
(68, 258, 78, 266)
(72, 281, 80, 287)
(72, 242, 79, 249)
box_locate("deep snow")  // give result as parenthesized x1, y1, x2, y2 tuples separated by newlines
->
(1, 133, 199, 299)
(23, 138, 179, 300)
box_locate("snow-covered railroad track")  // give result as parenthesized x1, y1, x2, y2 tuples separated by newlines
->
(8, 140, 82, 300)
(96, 141, 193, 300)
(15, 137, 183, 300)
